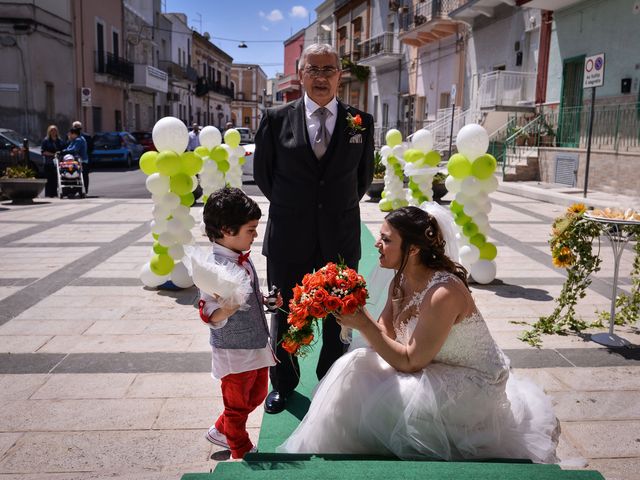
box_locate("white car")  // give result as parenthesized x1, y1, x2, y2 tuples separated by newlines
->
(236, 127, 253, 144)
(241, 143, 255, 182)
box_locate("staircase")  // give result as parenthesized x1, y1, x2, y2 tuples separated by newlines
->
(503, 145, 540, 181)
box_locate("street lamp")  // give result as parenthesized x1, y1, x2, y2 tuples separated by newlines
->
(238, 42, 247, 48)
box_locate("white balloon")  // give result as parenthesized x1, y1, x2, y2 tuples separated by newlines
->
(199, 126, 222, 149)
(234, 146, 246, 157)
(140, 262, 169, 287)
(380, 145, 392, 158)
(392, 144, 406, 159)
(200, 221, 207, 236)
(158, 231, 175, 247)
(172, 204, 190, 219)
(146, 173, 170, 195)
(221, 144, 232, 154)
(456, 124, 489, 161)
(170, 261, 194, 288)
(168, 244, 185, 260)
(180, 214, 196, 229)
(455, 192, 470, 206)
(478, 175, 499, 193)
(152, 116, 189, 154)
(159, 192, 180, 211)
(176, 229, 194, 245)
(462, 200, 480, 217)
(461, 176, 482, 196)
(470, 260, 497, 284)
(166, 218, 183, 235)
(411, 129, 433, 152)
(150, 218, 168, 234)
(459, 245, 480, 265)
(445, 175, 461, 194)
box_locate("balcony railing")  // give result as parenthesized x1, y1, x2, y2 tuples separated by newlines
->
(94, 51, 134, 83)
(357, 32, 402, 67)
(476, 71, 537, 110)
(398, 0, 463, 33)
(158, 60, 186, 80)
(195, 77, 234, 98)
(132, 65, 168, 93)
(276, 73, 301, 93)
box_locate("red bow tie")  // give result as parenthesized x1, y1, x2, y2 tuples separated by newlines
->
(237, 251, 250, 266)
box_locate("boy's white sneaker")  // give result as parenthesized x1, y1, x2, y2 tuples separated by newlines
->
(205, 426, 230, 448)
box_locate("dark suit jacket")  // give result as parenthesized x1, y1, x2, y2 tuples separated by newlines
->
(253, 98, 374, 264)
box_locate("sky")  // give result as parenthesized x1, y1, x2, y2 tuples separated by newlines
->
(164, 0, 320, 78)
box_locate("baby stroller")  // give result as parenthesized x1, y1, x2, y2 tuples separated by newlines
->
(54, 153, 86, 198)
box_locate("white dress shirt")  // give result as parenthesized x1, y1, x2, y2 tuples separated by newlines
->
(304, 93, 338, 145)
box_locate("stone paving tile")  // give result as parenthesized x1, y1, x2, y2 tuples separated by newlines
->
(551, 391, 640, 421)
(562, 421, 640, 458)
(0, 320, 94, 336)
(0, 375, 49, 401)
(0, 399, 164, 431)
(0, 223, 38, 238)
(511, 368, 571, 392)
(37, 334, 194, 354)
(126, 373, 216, 399)
(587, 458, 640, 480)
(153, 397, 264, 429)
(548, 366, 640, 391)
(14, 306, 130, 322)
(77, 204, 154, 223)
(0, 335, 52, 354)
(81, 246, 151, 278)
(0, 430, 213, 474)
(0, 286, 22, 302)
(31, 374, 136, 400)
(187, 333, 213, 352)
(83, 320, 151, 335)
(15, 223, 140, 244)
(0, 432, 23, 460)
(0, 247, 98, 278)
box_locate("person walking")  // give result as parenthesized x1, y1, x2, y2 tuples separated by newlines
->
(253, 43, 375, 414)
(40, 125, 66, 197)
(62, 127, 89, 194)
(188, 123, 200, 151)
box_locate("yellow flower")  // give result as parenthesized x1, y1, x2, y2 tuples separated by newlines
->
(552, 246, 575, 268)
(567, 203, 586, 215)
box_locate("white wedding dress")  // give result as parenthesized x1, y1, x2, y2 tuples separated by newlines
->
(278, 271, 559, 463)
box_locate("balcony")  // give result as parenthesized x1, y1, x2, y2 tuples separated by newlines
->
(185, 65, 198, 82)
(357, 32, 403, 67)
(132, 65, 168, 93)
(397, 0, 463, 47)
(276, 73, 301, 93)
(158, 60, 186, 80)
(449, 0, 518, 22)
(195, 77, 234, 98)
(476, 70, 536, 111)
(94, 51, 133, 83)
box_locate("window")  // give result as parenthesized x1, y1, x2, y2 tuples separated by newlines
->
(96, 21, 105, 72)
(45, 82, 54, 120)
(115, 110, 122, 131)
(244, 116, 250, 125)
(439, 92, 451, 109)
(373, 95, 379, 123)
(178, 48, 182, 66)
(382, 103, 389, 128)
(112, 30, 119, 58)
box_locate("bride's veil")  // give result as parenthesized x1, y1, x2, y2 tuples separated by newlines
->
(366, 202, 460, 312)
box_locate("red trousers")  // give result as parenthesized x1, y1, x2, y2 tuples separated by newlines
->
(215, 367, 268, 459)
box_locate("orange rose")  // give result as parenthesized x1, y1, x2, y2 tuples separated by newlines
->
(300, 334, 314, 345)
(336, 276, 349, 289)
(353, 287, 368, 305)
(354, 114, 362, 126)
(292, 284, 304, 302)
(324, 295, 342, 312)
(308, 275, 325, 290)
(341, 294, 359, 315)
(313, 287, 328, 303)
(309, 302, 326, 319)
(302, 273, 313, 286)
(282, 338, 299, 354)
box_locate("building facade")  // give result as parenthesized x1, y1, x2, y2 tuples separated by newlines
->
(231, 64, 267, 132)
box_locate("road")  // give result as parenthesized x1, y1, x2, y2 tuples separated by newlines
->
(87, 166, 262, 199)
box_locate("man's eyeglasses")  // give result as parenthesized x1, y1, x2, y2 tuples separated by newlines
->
(303, 66, 339, 78)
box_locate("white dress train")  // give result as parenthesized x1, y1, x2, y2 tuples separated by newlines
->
(277, 271, 559, 463)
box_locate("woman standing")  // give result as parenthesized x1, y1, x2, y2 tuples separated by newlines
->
(41, 125, 65, 197)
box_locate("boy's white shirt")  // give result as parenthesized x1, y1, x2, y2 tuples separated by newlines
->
(202, 242, 275, 379)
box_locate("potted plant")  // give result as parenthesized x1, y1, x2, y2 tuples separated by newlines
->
(0, 139, 46, 204)
(367, 150, 385, 200)
(538, 119, 556, 147)
(432, 172, 447, 203)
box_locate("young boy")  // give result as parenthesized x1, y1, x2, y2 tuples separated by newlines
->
(199, 186, 281, 459)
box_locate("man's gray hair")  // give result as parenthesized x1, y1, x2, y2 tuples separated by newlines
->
(299, 43, 341, 71)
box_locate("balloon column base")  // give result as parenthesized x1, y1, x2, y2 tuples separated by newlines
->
(158, 280, 182, 291)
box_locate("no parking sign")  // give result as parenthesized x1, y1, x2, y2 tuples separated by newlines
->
(583, 53, 605, 88)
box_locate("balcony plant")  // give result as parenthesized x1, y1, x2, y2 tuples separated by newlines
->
(0, 141, 46, 204)
(537, 118, 556, 147)
(341, 57, 370, 82)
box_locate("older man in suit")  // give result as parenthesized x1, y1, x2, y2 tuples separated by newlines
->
(254, 43, 374, 414)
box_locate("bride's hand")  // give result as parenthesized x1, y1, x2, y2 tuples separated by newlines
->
(334, 307, 368, 330)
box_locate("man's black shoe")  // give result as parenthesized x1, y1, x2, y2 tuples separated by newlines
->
(264, 390, 288, 414)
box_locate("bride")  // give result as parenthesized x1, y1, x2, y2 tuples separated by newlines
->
(278, 205, 559, 463)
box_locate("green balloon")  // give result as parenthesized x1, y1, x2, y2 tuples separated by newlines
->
(153, 241, 168, 254)
(210, 146, 228, 163)
(202, 194, 208, 204)
(180, 192, 195, 207)
(194, 146, 210, 158)
(387, 155, 398, 166)
(152, 232, 159, 240)
(403, 149, 424, 163)
(479, 242, 498, 261)
(471, 154, 497, 180)
(392, 199, 409, 210)
(169, 172, 193, 196)
(423, 150, 441, 167)
(386, 129, 402, 147)
(381, 191, 387, 198)
(224, 129, 241, 148)
(455, 212, 471, 226)
(156, 150, 181, 177)
(139, 151, 158, 175)
(379, 198, 393, 212)
(180, 152, 203, 176)
(238, 156, 246, 166)
(450, 200, 464, 214)
(150, 253, 174, 276)
(470, 233, 487, 248)
(216, 159, 230, 173)
(447, 153, 472, 179)
(462, 222, 479, 238)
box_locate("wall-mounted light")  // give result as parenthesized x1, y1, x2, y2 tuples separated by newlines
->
(320, 24, 331, 32)
(238, 41, 247, 48)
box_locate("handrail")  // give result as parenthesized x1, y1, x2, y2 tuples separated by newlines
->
(501, 115, 542, 176)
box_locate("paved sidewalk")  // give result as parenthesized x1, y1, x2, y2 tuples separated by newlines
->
(0, 182, 639, 479)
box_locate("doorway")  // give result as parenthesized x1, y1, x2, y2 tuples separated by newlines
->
(558, 55, 585, 147)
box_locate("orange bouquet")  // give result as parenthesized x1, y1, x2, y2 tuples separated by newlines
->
(281, 262, 368, 357)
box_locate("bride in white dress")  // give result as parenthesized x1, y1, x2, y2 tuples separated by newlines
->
(278, 205, 559, 463)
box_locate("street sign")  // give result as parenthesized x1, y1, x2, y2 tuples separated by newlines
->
(81, 87, 92, 107)
(583, 53, 605, 88)
(450, 84, 457, 106)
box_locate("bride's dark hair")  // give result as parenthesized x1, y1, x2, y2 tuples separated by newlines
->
(385, 206, 469, 293)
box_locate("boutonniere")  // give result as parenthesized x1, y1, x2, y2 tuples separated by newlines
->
(346, 113, 365, 135)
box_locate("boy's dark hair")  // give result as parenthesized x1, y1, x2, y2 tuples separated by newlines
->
(203, 186, 261, 241)
(69, 127, 81, 136)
